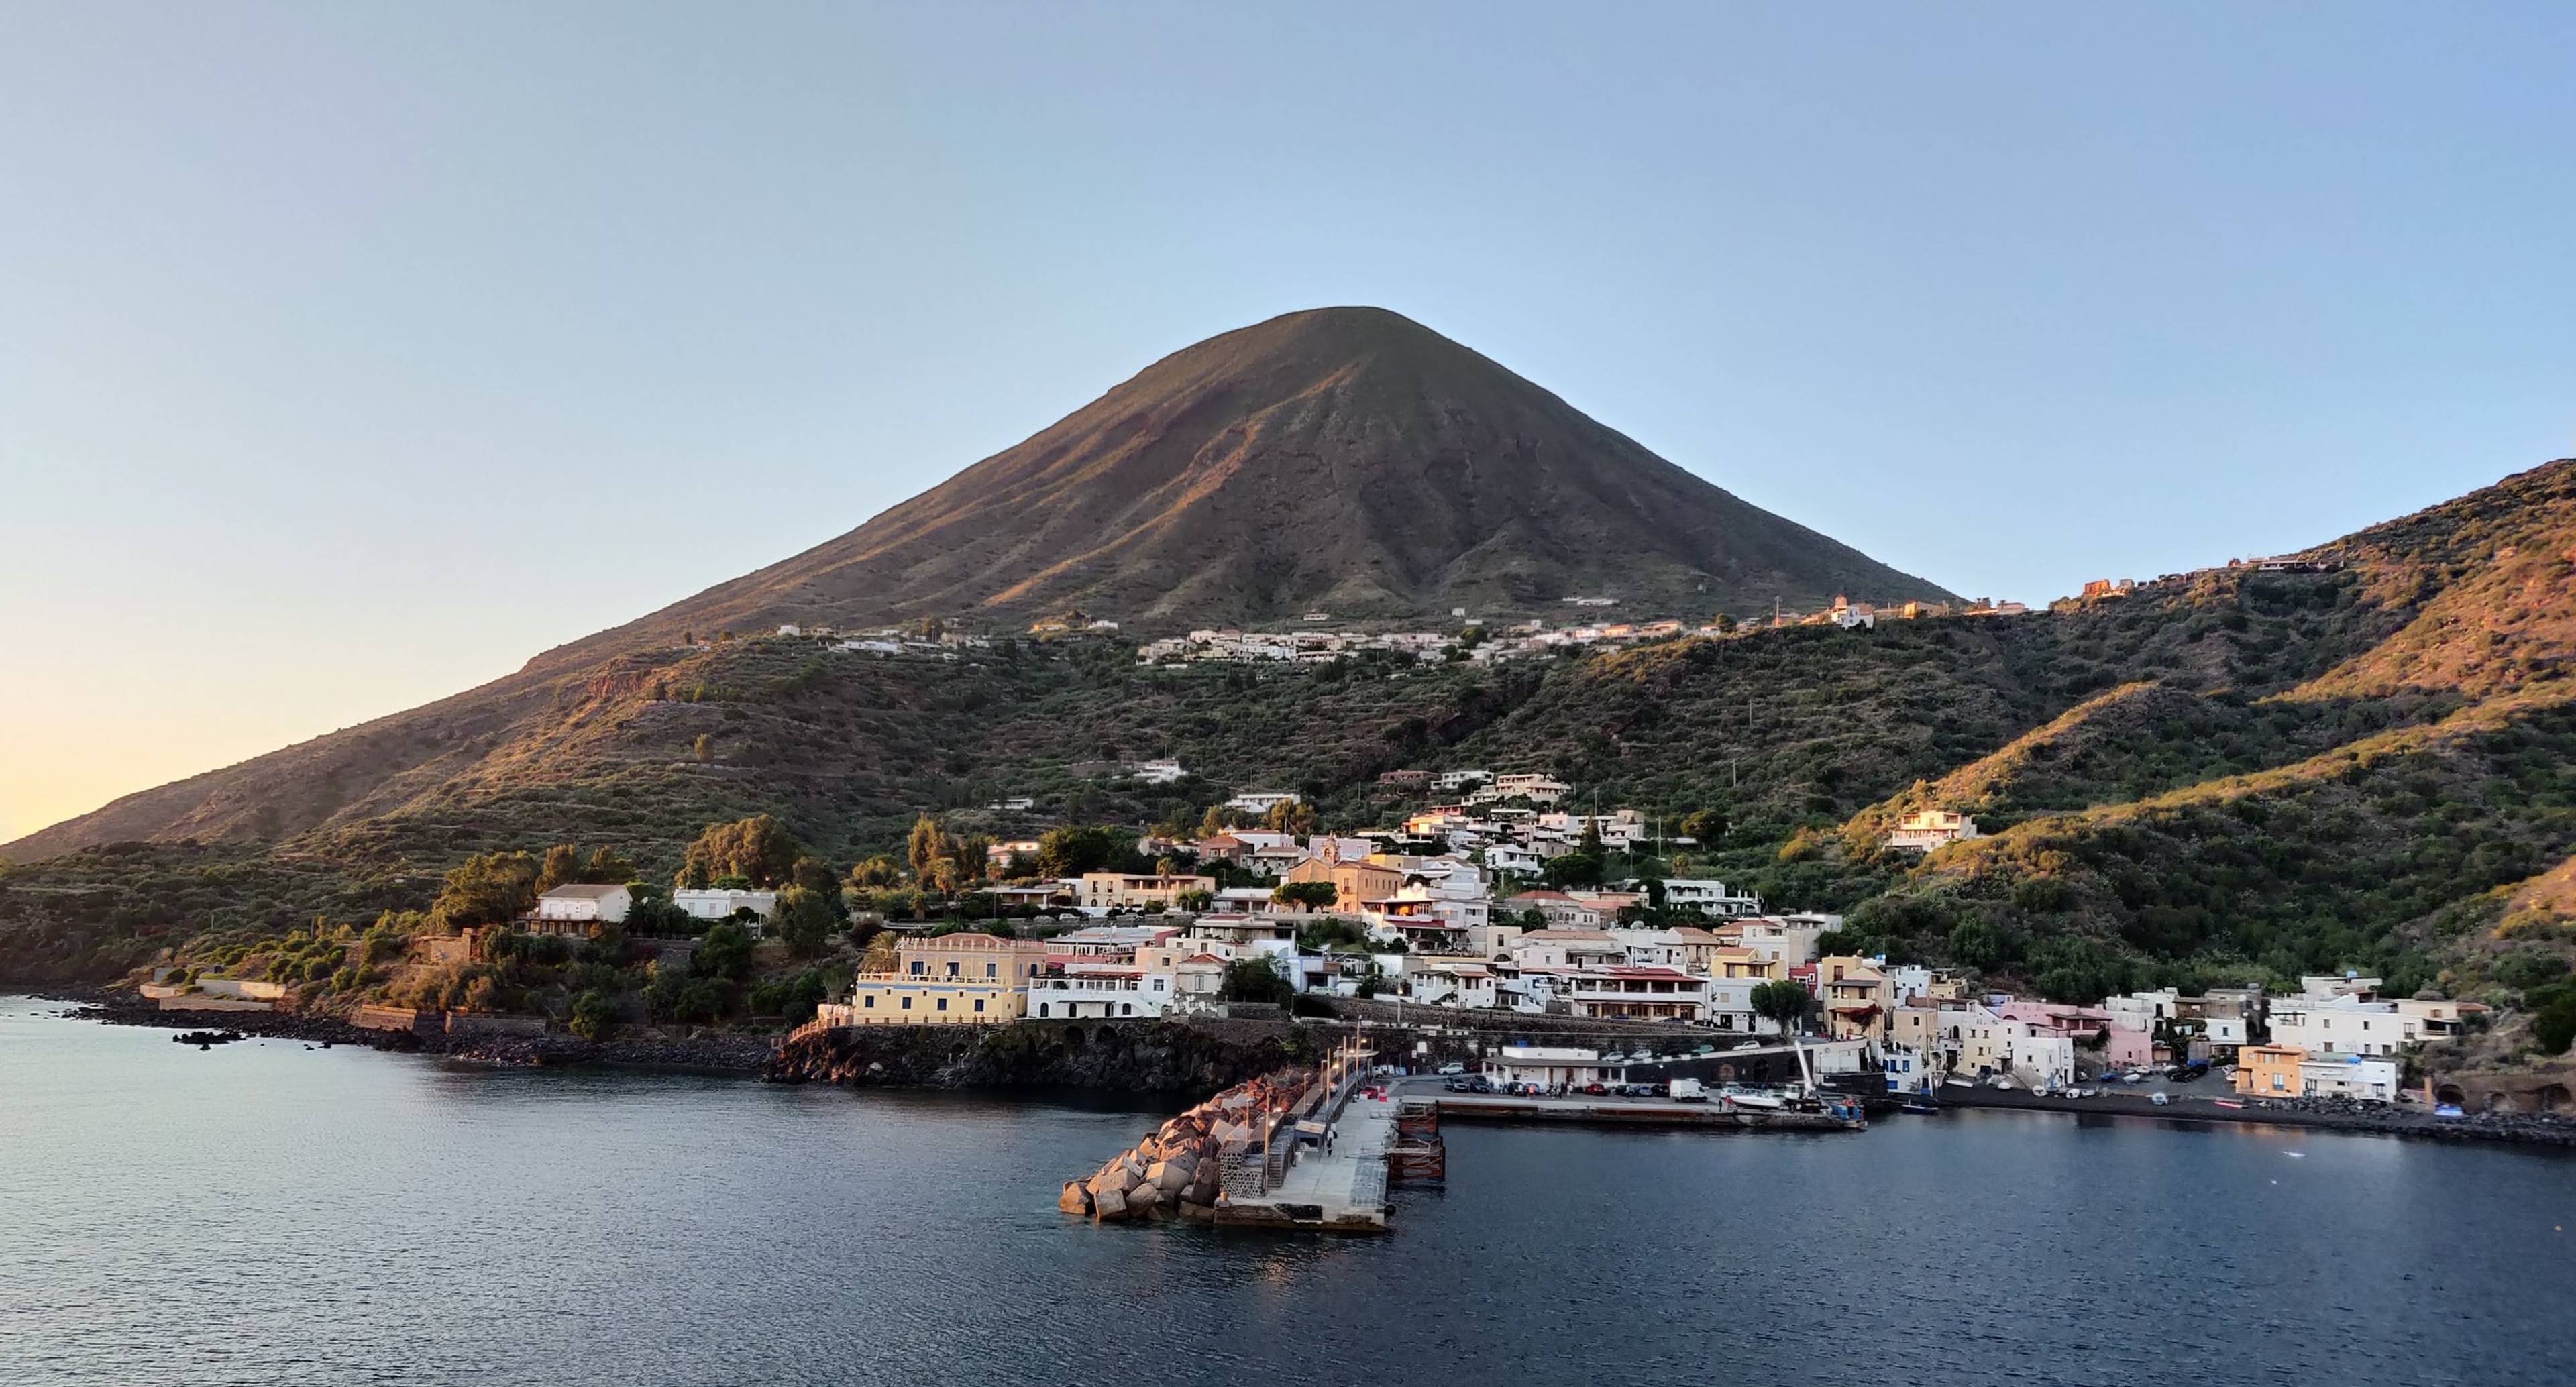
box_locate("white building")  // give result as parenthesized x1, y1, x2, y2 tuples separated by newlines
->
(672, 888, 778, 926)
(1432, 769, 1492, 792)
(1127, 759, 1187, 785)
(1484, 844, 1544, 877)
(2298, 1054, 2402, 1101)
(1407, 960, 1498, 1011)
(1471, 774, 1572, 806)
(533, 884, 633, 926)
(2267, 996, 2418, 1057)
(2006, 1028, 2076, 1091)
(1885, 810, 1983, 852)
(1484, 1044, 1628, 1089)
(1658, 878, 1765, 918)
(1225, 791, 1301, 816)
(1025, 966, 1174, 1019)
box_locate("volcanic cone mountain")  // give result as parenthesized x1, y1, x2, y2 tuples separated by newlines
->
(571, 305, 1953, 648)
(9, 305, 1951, 862)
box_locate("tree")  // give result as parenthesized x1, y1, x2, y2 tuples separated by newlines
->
(1679, 808, 1728, 845)
(568, 989, 618, 1041)
(788, 859, 839, 900)
(1273, 880, 1338, 911)
(1036, 824, 1132, 878)
(951, 834, 994, 887)
(1176, 887, 1214, 913)
(582, 846, 637, 885)
(692, 734, 714, 763)
(775, 885, 836, 958)
(848, 856, 902, 889)
(1220, 956, 1294, 1005)
(678, 814, 802, 889)
(1751, 979, 1812, 1036)
(535, 844, 584, 895)
(1541, 852, 1605, 889)
(906, 814, 951, 885)
(427, 851, 541, 932)
(622, 885, 693, 937)
(693, 920, 756, 984)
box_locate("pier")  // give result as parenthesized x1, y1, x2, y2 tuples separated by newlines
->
(1060, 1037, 1442, 1234)
(1432, 1092, 1866, 1132)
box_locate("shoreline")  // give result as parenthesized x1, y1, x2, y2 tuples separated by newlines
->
(1935, 1085, 2576, 1148)
(34, 993, 780, 1072)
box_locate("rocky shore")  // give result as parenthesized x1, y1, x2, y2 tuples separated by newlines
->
(63, 996, 778, 1071)
(1941, 1085, 2576, 1146)
(763, 1017, 1316, 1093)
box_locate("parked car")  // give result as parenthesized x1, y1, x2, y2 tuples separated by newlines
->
(1669, 1078, 1708, 1103)
(1734, 1040, 1763, 1051)
(1437, 1062, 1466, 1076)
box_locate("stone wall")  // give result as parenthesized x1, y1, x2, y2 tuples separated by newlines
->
(763, 1017, 1314, 1093)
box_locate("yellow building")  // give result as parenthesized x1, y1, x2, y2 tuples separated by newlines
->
(830, 975, 1025, 1025)
(817, 932, 1046, 1027)
(1075, 872, 1216, 911)
(1708, 946, 1782, 980)
(898, 930, 1049, 985)
(1279, 854, 1403, 911)
(1817, 955, 1890, 1041)
(2236, 1043, 2306, 1097)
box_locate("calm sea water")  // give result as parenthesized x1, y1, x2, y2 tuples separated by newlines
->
(3, 996, 2567, 1386)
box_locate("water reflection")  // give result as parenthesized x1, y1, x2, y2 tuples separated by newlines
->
(3, 999, 2570, 1387)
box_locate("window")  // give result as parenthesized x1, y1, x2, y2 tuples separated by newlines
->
(937, 997, 948, 1011)
(1037, 1004, 1049, 1018)
(973, 999, 985, 1013)
(1120, 1003, 1133, 1016)
(901, 996, 913, 1010)
(985, 962, 997, 979)
(946, 962, 959, 978)
(909, 961, 925, 976)
(863, 995, 875, 1009)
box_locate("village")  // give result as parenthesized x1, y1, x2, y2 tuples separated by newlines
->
(304, 775, 2481, 1122)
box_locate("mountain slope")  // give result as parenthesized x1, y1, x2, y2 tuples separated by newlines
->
(6, 307, 1949, 861)
(554, 306, 1953, 651)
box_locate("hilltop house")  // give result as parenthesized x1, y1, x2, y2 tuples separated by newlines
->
(1886, 810, 1982, 852)
(527, 884, 631, 936)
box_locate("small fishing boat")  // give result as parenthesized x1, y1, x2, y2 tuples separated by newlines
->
(1899, 1101, 1941, 1115)
(2212, 1099, 2244, 1109)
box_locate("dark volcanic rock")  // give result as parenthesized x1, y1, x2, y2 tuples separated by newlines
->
(763, 1018, 1313, 1093)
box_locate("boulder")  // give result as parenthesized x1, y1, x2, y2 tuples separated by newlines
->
(1190, 1169, 1219, 1203)
(1176, 1199, 1215, 1223)
(1058, 1181, 1092, 1216)
(1093, 1184, 1128, 1221)
(1126, 1183, 1161, 1215)
(1152, 1160, 1190, 1193)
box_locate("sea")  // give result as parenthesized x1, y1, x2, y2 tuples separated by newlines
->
(3, 995, 2567, 1386)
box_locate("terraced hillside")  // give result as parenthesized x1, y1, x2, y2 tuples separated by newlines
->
(7, 461, 2576, 1046)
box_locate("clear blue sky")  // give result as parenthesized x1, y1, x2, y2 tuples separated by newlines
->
(4, 2, 2572, 840)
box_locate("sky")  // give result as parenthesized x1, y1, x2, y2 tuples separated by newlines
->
(3, 3, 2573, 844)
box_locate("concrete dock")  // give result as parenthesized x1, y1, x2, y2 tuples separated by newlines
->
(1433, 1093, 1866, 1132)
(1216, 1089, 1398, 1232)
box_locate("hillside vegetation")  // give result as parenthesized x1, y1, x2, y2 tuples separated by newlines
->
(9, 460, 2576, 1053)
